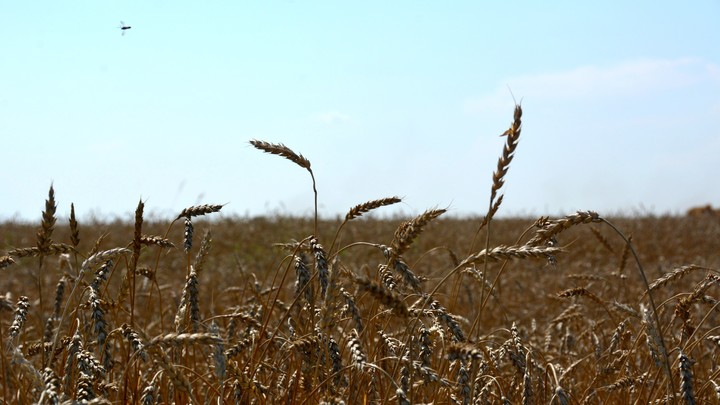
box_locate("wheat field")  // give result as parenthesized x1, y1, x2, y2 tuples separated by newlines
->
(2, 106, 719, 404)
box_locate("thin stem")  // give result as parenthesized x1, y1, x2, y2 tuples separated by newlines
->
(601, 218, 676, 402)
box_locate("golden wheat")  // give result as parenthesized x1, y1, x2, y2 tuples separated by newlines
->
(0, 106, 718, 404)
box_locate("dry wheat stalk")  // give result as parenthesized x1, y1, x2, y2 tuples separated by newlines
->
(8, 295, 29, 342)
(88, 233, 107, 257)
(396, 387, 411, 405)
(176, 203, 225, 219)
(557, 287, 605, 307)
(458, 245, 563, 267)
(69, 202, 80, 247)
(75, 370, 94, 400)
(648, 265, 709, 293)
(413, 360, 447, 387)
(140, 235, 175, 248)
(294, 253, 314, 308)
(340, 287, 364, 332)
(462, 268, 498, 299)
(608, 321, 627, 353)
(477, 194, 504, 233)
(140, 382, 158, 405)
(121, 323, 148, 362)
(379, 264, 398, 291)
(81, 248, 130, 275)
(134, 266, 155, 280)
(25, 339, 63, 359)
(88, 261, 112, 369)
(9, 346, 44, 392)
(617, 234, 632, 274)
(490, 104, 522, 204)
(390, 208, 446, 259)
(319, 259, 341, 332)
(174, 266, 201, 332)
(250, 139, 318, 235)
(554, 386, 569, 405)
(52, 276, 67, 319)
(707, 335, 720, 347)
(415, 295, 465, 342)
(589, 226, 614, 253)
(327, 335, 344, 387)
(311, 237, 329, 298)
(641, 304, 665, 368)
(713, 381, 720, 402)
(117, 200, 144, 316)
(193, 230, 212, 275)
(678, 350, 696, 405)
(225, 333, 257, 359)
(346, 329, 366, 369)
(36, 184, 57, 254)
(63, 328, 83, 392)
(392, 258, 423, 293)
(38, 367, 60, 404)
(146, 344, 198, 403)
(675, 274, 720, 338)
(345, 197, 402, 221)
(147, 332, 222, 348)
(511, 323, 526, 369)
(76, 349, 106, 378)
(131, 199, 144, 261)
(603, 372, 648, 392)
(550, 304, 583, 325)
(566, 273, 605, 282)
(610, 302, 640, 319)
(209, 321, 226, 381)
(525, 211, 602, 247)
(183, 217, 194, 253)
(354, 276, 409, 317)
(418, 326, 432, 368)
(447, 343, 483, 361)
(250, 140, 311, 170)
(7, 243, 75, 258)
(0, 255, 14, 269)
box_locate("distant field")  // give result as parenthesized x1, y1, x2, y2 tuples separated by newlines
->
(2, 106, 719, 404)
(2, 206, 719, 404)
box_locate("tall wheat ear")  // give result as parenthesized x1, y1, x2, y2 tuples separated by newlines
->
(250, 139, 319, 236)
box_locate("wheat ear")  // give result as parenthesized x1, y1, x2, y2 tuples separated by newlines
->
(390, 208, 446, 259)
(250, 139, 318, 235)
(69, 202, 80, 248)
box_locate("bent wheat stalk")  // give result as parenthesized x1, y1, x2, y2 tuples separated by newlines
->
(601, 218, 675, 398)
(250, 139, 318, 236)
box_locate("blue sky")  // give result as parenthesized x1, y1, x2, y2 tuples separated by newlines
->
(2, 2, 719, 222)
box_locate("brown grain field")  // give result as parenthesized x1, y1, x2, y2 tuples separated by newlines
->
(2, 106, 720, 404)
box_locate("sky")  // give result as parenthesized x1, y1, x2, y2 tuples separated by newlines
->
(1, 1, 719, 222)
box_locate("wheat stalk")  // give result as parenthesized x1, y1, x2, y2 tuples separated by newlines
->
(36, 184, 57, 254)
(69, 203, 80, 248)
(390, 208, 446, 259)
(679, 350, 696, 405)
(647, 265, 710, 294)
(176, 203, 225, 220)
(458, 245, 563, 267)
(251, 139, 318, 235)
(346, 197, 402, 221)
(140, 235, 175, 248)
(0, 255, 14, 269)
(525, 211, 602, 247)
(353, 276, 409, 317)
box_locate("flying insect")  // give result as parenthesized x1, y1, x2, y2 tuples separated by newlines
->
(119, 21, 131, 35)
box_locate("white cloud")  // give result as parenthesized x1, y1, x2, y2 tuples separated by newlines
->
(464, 58, 720, 114)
